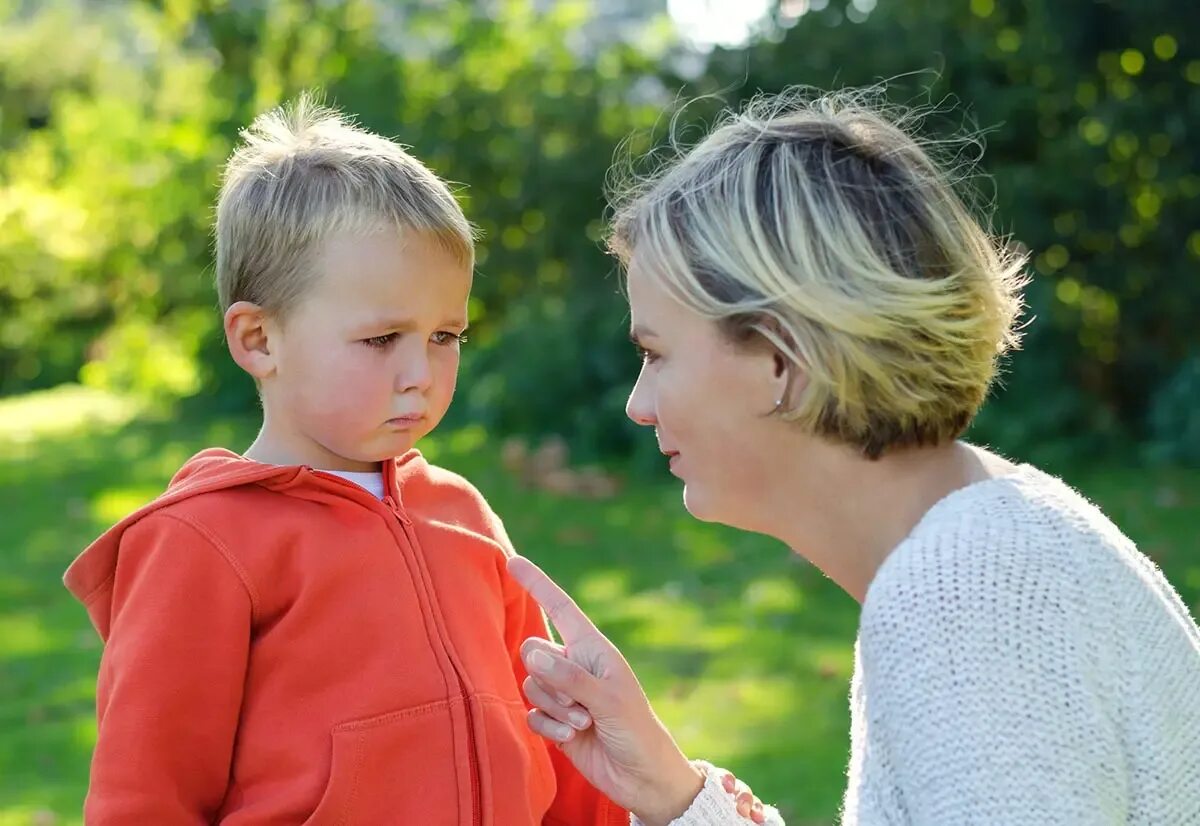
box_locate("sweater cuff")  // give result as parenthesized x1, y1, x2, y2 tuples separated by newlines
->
(629, 761, 784, 826)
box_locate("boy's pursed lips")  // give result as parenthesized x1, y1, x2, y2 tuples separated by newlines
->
(386, 413, 426, 428)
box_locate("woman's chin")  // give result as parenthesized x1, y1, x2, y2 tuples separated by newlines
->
(681, 484, 720, 523)
(683, 483, 763, 533)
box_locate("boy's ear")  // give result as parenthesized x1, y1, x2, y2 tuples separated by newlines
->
(224, 301, 277, 380)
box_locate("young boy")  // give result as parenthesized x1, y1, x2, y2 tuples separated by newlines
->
(64, 95, 625, 825)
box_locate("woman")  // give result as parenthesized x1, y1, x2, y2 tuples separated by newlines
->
(507, 88, 1200, 825)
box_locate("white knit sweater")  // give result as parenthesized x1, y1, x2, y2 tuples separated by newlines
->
(634, 464, 1200, 826)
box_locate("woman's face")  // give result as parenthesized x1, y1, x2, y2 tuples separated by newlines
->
(625, 254, 788, 528)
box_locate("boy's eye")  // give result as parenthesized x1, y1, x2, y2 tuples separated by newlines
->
(432, 331, 469, 346)
(362, 333, 398, 349)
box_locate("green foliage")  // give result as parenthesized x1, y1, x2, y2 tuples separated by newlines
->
(78, 311, 206, 402)
(1149, 353, 1200, 465)
(1, 0, 1197, 457)
(0, 1, 228, 391)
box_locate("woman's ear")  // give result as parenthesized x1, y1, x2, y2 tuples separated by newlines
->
(770, 352, 790, 412)
(769, 351, 807, 414)
(743, 316, 804, 414)
(224, 301, 277, 380)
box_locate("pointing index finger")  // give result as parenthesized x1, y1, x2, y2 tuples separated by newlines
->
(506, 556, 599, 646)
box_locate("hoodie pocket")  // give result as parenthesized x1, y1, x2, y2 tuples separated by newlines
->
(302, 700, 462, 826)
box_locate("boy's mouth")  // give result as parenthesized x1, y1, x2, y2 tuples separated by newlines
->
(386, 414, 425, 428)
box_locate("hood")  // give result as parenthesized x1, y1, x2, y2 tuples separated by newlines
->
(63, 448, 303, 636)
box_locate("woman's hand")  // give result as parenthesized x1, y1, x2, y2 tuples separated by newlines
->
(508, 556, 767, 825)
(720, 771, 769, 824)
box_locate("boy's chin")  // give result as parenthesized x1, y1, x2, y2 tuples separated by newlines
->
(371, 432, 422, 460)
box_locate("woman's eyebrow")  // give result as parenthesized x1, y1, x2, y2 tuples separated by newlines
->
(629, 325, 657, 343)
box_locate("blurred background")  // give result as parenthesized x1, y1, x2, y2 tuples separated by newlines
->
(1, 0, 1197, 822)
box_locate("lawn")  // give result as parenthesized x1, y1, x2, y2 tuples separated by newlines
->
(1, 386, 1197, 825)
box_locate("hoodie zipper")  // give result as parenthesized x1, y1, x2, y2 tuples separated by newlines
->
(383, 493, 482, 826)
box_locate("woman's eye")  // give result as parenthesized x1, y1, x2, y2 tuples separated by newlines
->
(432, 331, 468, 346)
(362, 333, 398, 349)
(634, 345, 658, 363)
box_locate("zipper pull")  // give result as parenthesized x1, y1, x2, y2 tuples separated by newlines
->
(382, 495, 413, 526)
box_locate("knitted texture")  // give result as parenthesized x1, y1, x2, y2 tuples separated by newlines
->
(638, 465, 1200, 826)
(629, 762, 784, 826)
(844, 464, 1200, 824)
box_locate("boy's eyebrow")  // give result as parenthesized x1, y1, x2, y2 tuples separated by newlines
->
(366, 317, 469, 331)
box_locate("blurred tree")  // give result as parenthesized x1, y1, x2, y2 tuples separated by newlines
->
(0, 0, 227, 396)
(0, 0, 1196, 460)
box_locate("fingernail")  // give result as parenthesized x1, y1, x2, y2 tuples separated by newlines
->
(568, 710, 590, 729)
(528, 650, 554, 674)
(554, 722, 573, 741)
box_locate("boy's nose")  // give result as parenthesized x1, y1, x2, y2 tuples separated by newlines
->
(394, 349, 434, 393)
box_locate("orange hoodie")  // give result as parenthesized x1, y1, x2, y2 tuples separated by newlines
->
(64, 448, 625, 826)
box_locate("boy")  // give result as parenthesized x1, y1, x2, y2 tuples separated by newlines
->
(64, 95, 625, 825)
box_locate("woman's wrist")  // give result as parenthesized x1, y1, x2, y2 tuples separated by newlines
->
(632, 759, 707, 826)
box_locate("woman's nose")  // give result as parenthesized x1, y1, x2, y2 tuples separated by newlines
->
(625, 371, 657, 426)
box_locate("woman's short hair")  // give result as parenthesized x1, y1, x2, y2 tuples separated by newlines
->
(609, 86, 1028, 459)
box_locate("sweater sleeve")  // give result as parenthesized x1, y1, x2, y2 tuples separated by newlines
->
(629, 762, 786, 826)
(85, 512, 253, 824)
(855, 538, 1129, 825)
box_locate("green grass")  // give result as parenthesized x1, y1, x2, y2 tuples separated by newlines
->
(1, 386, 1197, 825)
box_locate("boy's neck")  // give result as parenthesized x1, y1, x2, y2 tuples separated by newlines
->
(243, 426, 383, 473)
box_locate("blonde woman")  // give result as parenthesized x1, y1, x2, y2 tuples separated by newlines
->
(507, 89, 1200, 826)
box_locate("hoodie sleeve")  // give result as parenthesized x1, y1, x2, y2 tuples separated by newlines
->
(489, 516, 628, 826)
(85, 512, 253, 824)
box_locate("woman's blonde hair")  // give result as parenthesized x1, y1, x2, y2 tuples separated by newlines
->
(215, 93, 474, 319)
(609, 87, 1028, 459)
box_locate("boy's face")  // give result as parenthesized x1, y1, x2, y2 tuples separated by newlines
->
(261, 229, 472, 471)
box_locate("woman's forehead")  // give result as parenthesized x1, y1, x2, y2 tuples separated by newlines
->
(625, 255, 670, 318)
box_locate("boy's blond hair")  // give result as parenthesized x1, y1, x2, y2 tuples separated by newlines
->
(215, 93, 474, 319)
(609, 86, 1028, 459)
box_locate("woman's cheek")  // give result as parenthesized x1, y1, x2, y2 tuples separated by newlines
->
(655, 366, 682, 426)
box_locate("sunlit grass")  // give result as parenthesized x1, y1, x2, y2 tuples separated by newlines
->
(0, 615, 58, 658)
(88, 487, 167, 525)
(0, 385, 141, 446)
(0, 385, 1196, 824)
